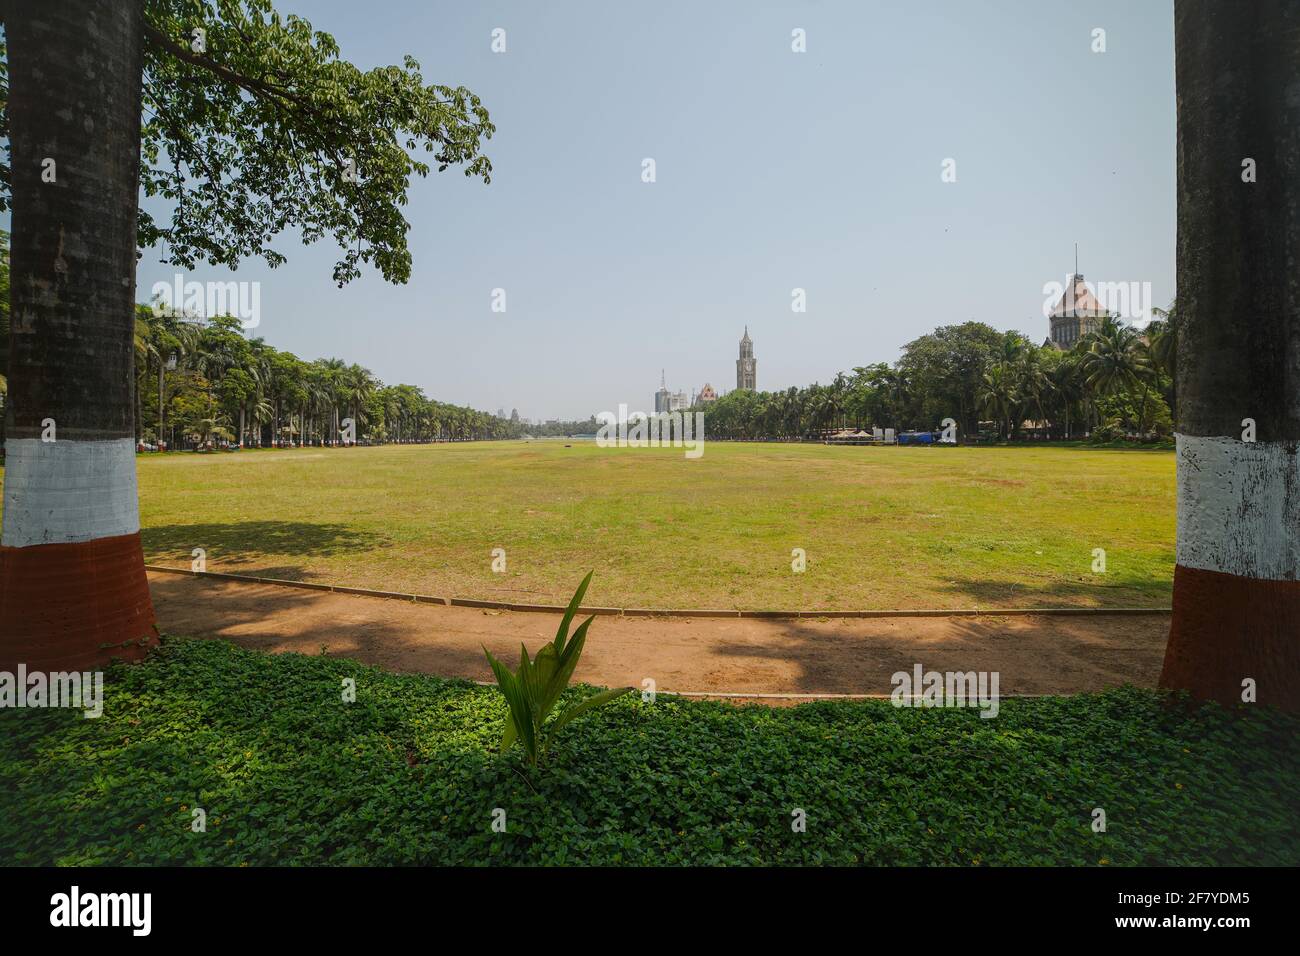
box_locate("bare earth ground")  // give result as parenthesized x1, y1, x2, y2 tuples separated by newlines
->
(150, 572, 1170, 698)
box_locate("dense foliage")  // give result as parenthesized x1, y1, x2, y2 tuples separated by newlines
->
(132, 308, 1178, 450)
(0, 2, 494, 285)
(2, 0, 497, 447)
(2, 639, 1295, 866)
(704, 315, 1178, 443)
(133, 312, 525, 447)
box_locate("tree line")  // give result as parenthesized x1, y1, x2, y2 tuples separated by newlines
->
(131, 309, 523, 448)
(8, 280, 1182, 451)
(700, 312, 1178, 443)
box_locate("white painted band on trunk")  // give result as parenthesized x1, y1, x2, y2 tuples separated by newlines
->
(1, 438, 141, 547)
(1175, 433, 1299, 581)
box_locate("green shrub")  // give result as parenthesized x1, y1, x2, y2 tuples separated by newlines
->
(1089, 419, 1126, 443)
(484, 572, 632, 767)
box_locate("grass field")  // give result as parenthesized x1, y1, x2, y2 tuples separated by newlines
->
(3, 639, 1295, 866)
(1, 440, 1176, 610)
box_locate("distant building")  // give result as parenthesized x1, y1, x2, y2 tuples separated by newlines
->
(697, 383, 718, 404)
(667, 390, 689, 412)
(654, 370, 671, 413)
(1048, 273, 1111, 349)
(736, 327, 757, 390)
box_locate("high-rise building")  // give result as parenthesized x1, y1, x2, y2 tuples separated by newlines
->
(654, 369, 671, 413)
(736, 327, 757, 390)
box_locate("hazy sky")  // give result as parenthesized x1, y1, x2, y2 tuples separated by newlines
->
(133, 0, 1176, 420)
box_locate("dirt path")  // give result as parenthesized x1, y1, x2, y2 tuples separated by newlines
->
(149, 571, 1171, 697)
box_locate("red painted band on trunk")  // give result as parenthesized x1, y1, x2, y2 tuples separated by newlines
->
(0, 531, 157, 672)
(1161, 564, 1300, 712)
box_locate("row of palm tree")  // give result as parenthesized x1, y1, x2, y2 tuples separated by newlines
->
(977, 312, 1178, 441)
(701, 310, 1178, 442)
(127, 305, 1178, 450)
(132, 311, 522, 449)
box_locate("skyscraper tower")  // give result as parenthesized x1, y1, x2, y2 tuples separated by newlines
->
(654, 369, 671, 413)
(736, 327, 757, 390)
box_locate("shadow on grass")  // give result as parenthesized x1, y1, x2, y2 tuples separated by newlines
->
(143, 521, 386, 563)
(936, 574, 1171, 608)
(970, 441, 1175, 453)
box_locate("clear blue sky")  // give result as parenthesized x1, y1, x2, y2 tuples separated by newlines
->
(134, 0, 1175, 420)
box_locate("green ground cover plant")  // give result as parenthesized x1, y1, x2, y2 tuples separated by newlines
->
(2, 639, 1295, 866)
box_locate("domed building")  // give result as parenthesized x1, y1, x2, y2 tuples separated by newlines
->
(1048, 274, 1111, 349)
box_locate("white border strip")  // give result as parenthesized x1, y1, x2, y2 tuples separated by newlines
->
(1, 437, 141, 547)
(1175, 433, 1299, 581)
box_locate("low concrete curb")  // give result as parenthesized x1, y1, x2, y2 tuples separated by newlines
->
(460, 679, 1051, 701)
(146, 564, 1172, 619)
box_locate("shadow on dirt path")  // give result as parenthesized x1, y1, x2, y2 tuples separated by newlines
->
(149, 571, 1170, 698)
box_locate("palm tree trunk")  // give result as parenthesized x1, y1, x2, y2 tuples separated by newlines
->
(0, 0, 157, 672)
(1160, 0, 1300, 711)
(158, 358, 166, 450)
